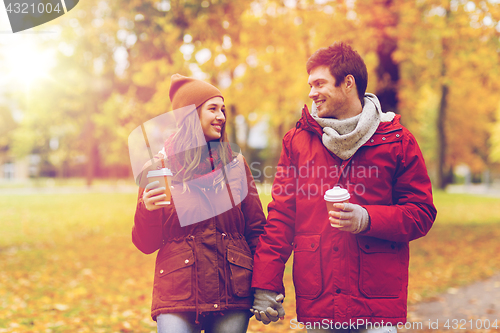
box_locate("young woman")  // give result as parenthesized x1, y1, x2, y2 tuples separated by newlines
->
(132, 74, 266, 333)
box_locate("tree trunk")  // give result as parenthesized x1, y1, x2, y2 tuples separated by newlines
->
(228, 104, 237, 146)
(375, 36, 399, 113)
(85, 119, 99, 187)
(374, 0, 400, 114)
(437, 33, 451, 190)
(437, 83, 449, 189)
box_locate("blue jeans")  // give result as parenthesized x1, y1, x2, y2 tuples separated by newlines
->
(307, 326, 397, 333)
(157, 310, 250, 333)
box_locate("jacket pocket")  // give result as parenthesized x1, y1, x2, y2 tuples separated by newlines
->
(227, 246, 253, 297)
(157, 249, 195, 301)
(357, 236, 402, 298)
(293, 234, 322, 299)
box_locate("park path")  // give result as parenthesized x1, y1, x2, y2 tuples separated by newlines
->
(406, 273, 500, 332)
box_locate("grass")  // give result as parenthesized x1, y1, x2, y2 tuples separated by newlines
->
(1, 189, 500, 332)
(0, 193, 135, 247)
(432, 191, 500, 224)
(0, 177, 136, 189)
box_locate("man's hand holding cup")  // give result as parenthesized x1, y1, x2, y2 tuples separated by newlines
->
(328, 202, 369, 234)
(325, 186, 369, 234)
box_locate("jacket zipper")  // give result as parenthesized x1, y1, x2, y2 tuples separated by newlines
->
(221, 232, 229, 307)
(303, 109, 323, 140)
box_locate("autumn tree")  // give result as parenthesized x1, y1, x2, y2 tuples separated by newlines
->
(357, 0, 400, 114)
(395, 0, 500, 188)
(7, 0, 500, 187)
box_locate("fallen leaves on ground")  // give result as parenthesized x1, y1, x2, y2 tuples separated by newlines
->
(408, 223, 500, 304)
(2, 192, 500, 332)
(0, 234, 157, 333)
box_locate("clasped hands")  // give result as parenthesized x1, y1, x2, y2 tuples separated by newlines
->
(251, 288, 285, 325)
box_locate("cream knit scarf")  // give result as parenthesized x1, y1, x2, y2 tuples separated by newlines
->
(311, 93, 395, 160)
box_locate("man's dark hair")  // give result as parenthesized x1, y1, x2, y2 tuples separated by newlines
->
(306, 42, 368, 105)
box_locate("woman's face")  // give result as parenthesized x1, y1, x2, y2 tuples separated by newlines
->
(199, 97, 225, 142)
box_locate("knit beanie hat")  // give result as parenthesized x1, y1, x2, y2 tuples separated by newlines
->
(169, 74, 224, 126)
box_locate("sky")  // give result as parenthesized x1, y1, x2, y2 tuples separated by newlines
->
(0, 5, 60, 94)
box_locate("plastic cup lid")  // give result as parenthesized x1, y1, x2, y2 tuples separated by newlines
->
(324, 186, 350, 202)
(147, 168, 173, 177)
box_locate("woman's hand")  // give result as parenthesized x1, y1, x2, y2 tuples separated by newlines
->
(143, 181, 167, 211)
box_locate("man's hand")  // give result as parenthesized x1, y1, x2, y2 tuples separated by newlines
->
(251, 289, 285, 325)
(329, 203, 369, 234)
(142, 181, 167, 211)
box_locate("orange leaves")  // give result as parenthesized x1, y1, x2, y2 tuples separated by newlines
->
(0, 234, 157, 332)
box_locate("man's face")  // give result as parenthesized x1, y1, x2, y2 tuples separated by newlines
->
(308, 65, 348, 119)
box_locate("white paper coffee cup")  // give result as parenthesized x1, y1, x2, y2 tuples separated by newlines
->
(147, 168, 173, 205)
(324, 186, 350, 213)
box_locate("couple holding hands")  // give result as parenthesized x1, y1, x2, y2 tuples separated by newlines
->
(132, 42, 437, 333)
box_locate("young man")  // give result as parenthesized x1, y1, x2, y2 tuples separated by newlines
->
(250, 42, 437, 333)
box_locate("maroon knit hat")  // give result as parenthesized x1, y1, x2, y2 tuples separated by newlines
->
(169, 74, 224, 126)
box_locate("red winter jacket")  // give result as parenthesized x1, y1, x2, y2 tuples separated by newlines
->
(251, 105, 437, 326)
